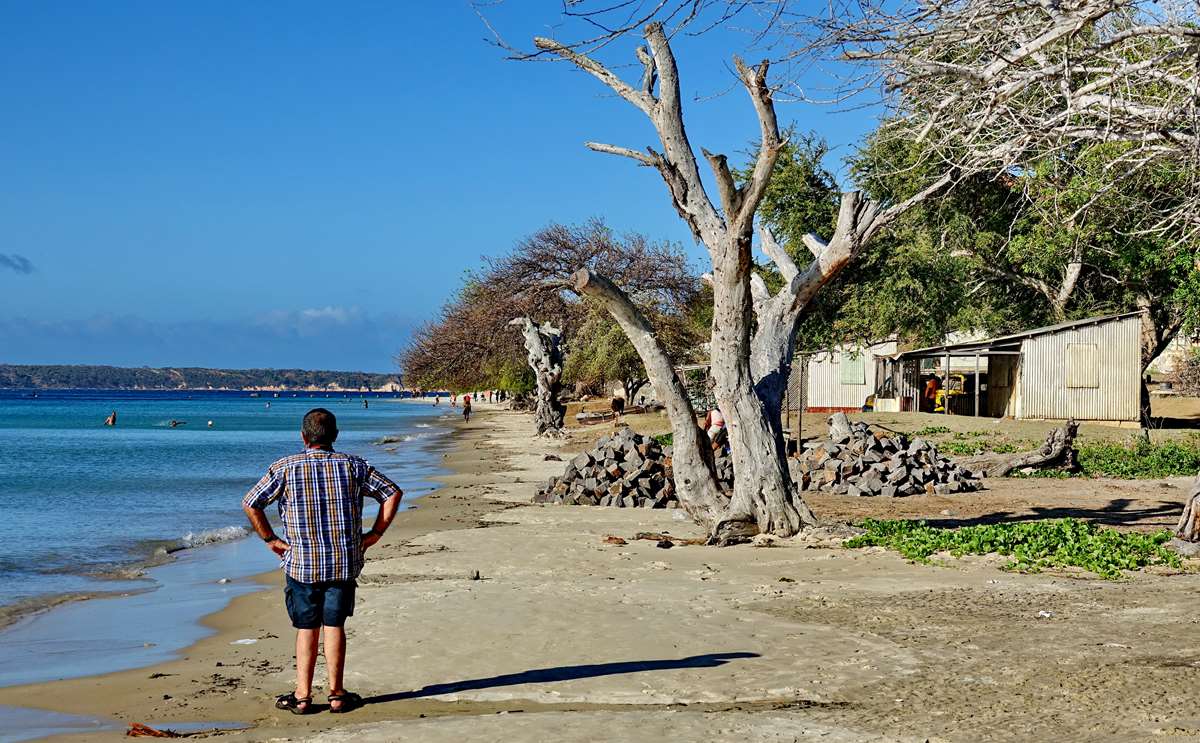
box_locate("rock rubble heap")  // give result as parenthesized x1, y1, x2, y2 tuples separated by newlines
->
(794, 413, 983, 496)
(534, 427, 733, 508)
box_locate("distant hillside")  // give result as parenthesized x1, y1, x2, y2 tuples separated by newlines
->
(0, 365, 403, 391)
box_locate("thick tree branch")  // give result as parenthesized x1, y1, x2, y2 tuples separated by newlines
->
(533, 36, 655, 115)
(759, 226, 799, 284)
(731, 56, 784, 235)
(586, 141, 659, 166)
(567, 268, 727, 526)
(537, 22, 725, 247)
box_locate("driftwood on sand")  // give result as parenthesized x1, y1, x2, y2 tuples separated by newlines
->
(963, 419, 1080, 478)
(1175, 476, 1200, 542)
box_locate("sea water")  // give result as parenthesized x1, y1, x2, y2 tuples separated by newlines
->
(0, 389, 449, 619)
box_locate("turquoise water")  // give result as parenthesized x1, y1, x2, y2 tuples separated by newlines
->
(0, 390, 450, 613)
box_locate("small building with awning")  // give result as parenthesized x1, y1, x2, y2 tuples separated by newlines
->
(878, 311, 1143, 422)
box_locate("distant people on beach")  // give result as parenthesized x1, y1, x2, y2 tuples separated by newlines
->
(242, 408, 404, 716)
(462, 394, 472, 423)
(104, 410, 117, 427)
(450, 393, 457, 408)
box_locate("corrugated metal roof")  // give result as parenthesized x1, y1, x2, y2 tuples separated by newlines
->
(896, 311, 1145, 359)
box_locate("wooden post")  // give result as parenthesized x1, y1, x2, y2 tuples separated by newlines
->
(943, 351, 951, 415)
(974, 353, 981, 417)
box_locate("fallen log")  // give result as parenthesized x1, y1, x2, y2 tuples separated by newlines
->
(964, 419, 1080, 478)
(1175, 475, 1200, 542)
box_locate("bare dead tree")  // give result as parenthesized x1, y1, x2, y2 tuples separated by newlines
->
(536, 22, 952, 538)
(510, 317, 567, 437)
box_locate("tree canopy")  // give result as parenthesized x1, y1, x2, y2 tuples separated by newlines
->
(399, 220, 704, 395)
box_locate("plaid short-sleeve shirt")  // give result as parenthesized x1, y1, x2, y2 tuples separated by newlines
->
(243, 448, 403, 584)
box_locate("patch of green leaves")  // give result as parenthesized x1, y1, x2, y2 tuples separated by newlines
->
(939, 439, 1021, 456)
(653, 433, 674, 447)
(1074, 439, 1200, 479)
(845, 518, 1181, 579)
(913, 425, 951, 436)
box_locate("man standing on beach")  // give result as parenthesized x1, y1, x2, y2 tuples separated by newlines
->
(242, 408, 403, 715)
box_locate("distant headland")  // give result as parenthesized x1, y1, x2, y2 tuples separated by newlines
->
(0, 364, 404, 392)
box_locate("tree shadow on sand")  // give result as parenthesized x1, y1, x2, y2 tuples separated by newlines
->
(921, 498, 1182, 530)
(363, 652, 761, 706)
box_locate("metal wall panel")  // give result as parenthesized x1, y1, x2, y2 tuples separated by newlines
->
(805, 342, 897, 410)
(1018, 316, 1141, 421)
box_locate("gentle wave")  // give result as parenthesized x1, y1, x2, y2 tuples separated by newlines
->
(178, 526, 250, 549)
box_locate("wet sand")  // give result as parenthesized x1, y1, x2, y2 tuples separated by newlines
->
(7, 405, 1200, 742)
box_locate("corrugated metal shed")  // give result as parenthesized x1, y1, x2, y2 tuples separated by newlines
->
(1019, 314, 1141, 421)
(895, 311, 1144, 422)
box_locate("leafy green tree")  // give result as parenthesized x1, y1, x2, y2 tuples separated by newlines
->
(400, 220, 703, 397)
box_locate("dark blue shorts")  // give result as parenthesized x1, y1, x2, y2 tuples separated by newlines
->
(284, 575, 356, 629)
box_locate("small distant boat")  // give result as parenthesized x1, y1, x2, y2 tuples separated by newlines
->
(249, 392, 260, 398)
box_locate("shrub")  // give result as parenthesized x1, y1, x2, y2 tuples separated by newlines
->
(845, 518, 1180, 579)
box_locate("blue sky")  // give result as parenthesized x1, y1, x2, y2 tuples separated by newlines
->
(0, 1, 877, 372)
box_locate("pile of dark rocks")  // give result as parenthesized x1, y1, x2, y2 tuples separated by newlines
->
(533, 426, 733, 509)
(793, 413, 983, 497)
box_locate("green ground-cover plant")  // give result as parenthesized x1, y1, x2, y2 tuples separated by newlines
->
(653, 433, 673, 447)
(846, 518, 1180, 579)
(1075, 439, 1200, 479)
(912, 425, 951, 436)
(1011, 438, 1200, 479)
(939, 438, 1021, 456)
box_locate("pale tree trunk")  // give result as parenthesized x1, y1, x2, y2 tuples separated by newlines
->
(1137, 298, 1184, 427)
(537, 22, 953, 538)
(568, 269, 728, 527)
(509, 317, 566, 438)
(708, 235, 812, 536)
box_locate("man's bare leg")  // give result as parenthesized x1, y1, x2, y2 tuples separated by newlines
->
(323, 625, 347, 708)
(294, 628, 319, 709)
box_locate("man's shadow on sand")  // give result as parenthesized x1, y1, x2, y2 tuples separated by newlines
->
(363, 652, 760, 705)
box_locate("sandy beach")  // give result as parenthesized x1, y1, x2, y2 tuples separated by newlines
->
(5, 405, 1200, 742)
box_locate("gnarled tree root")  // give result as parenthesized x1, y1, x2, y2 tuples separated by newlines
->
(1176, 476, 1200, 542)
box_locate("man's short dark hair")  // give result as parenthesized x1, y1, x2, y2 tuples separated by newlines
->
(302, 408, 338, 446)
